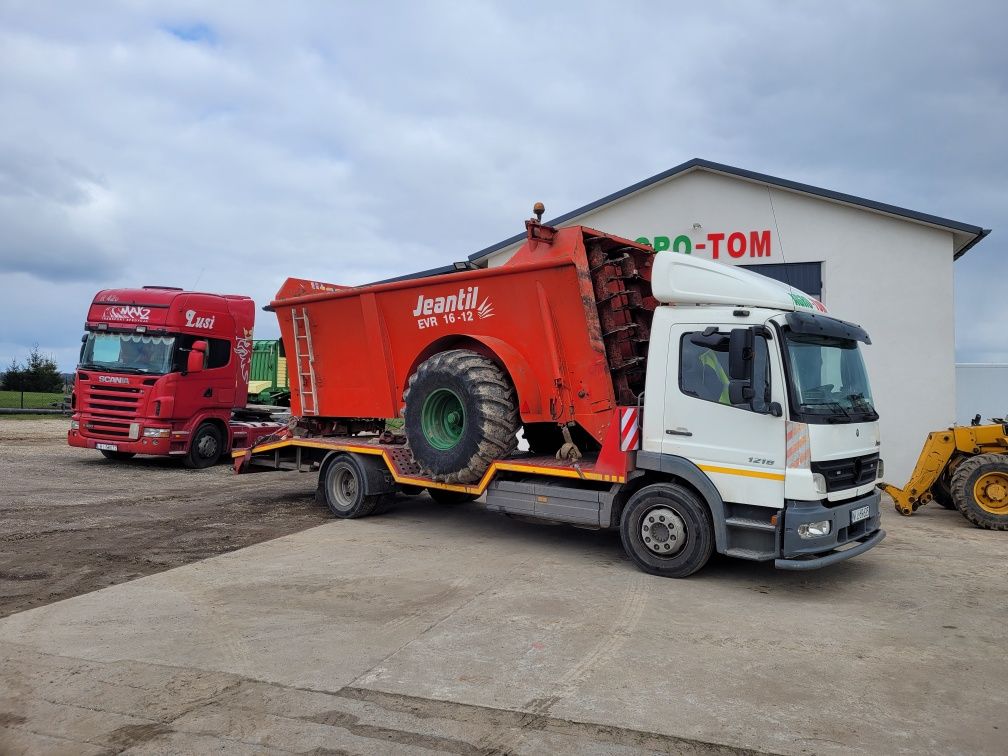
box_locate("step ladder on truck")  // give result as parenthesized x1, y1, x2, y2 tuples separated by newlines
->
(235, 208, 886, 578)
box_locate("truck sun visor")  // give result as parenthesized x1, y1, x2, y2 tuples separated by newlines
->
(785, 311, 871, 345)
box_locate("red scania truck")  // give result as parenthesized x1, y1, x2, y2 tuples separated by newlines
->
(69, 287, 282, 467)
(236, 213, 885, 577)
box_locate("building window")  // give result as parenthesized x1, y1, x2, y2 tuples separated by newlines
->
(741, 262, 822, 299)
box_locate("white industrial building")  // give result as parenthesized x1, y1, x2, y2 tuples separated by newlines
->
(469, 159, 990, 482)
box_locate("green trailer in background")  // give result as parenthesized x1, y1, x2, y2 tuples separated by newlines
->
(248, 339, 290, 406)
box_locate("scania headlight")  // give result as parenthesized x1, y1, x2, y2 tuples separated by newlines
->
(70, 420, 79, 430)
(798, 520, 831, 539)
(143, 427, 171, 438)
(812, 473, 827, 496)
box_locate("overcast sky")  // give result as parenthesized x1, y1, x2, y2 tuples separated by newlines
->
(1, 0, 1005, 371)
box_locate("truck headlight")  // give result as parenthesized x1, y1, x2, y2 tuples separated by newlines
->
(812, 473, 827, 496)
(798, 520, 831, 539)
(877, 459, 884, 479)
(70, 420, 79, 430)
(143, 427, 171, 438)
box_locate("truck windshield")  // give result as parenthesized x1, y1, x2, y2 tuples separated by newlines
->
(783, 332, 877, 423)
(79, 332, 175, 375)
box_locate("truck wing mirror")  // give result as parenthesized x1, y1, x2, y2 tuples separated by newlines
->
(186, 340, 208, 374)
(728, 327, 755, 407)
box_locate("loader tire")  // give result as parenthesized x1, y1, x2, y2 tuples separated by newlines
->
(403, 350, 519, 484)
(950, 453, 1008, 530)
(932, 471, 956, 510)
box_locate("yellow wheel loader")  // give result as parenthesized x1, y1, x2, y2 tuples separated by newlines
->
(879, 419, 1008, 530)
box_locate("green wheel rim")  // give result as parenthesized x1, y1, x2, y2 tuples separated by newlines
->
(421, 388, 466, 450)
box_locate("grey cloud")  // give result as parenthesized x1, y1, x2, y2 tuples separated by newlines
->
(0, 0, 1004, 370)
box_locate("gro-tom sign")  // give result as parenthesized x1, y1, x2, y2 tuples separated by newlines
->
(636, 229, 771, 260)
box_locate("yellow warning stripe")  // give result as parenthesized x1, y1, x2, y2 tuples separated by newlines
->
(698, 464, 785, 481)
(234, 438, 625, 493)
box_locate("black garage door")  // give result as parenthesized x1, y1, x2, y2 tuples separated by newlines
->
(740, 262, 822, 298)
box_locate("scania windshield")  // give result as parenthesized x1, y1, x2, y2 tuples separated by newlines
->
(79, 332, 175, 375)
(783, 331, 877, 424)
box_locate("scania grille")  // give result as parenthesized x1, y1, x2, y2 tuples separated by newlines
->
(811, 453, 880, 492)
(81, 384, 143, 438)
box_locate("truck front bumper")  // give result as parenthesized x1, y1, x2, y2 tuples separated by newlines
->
(775, 490, 885, 570)
(68, 426, 182, 455)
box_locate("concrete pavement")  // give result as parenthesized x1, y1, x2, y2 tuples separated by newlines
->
(1, 492, 1005, 754)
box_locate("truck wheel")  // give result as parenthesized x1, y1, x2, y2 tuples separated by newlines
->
(185, 423, 223, 469)
(620, 483, 714, 578)
(403, 350, 519, 483)
(428, 489, 479, 505)
(100, 450, 135, 461)
(950, 453, 1008, 530)
(322, 454, 384, 518)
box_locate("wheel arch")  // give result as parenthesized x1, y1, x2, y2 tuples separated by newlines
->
(405, 335, 543, 417)
(190, 415, 230, 451)
(315, 450, 396, 507)
(614, 453, 728, 553)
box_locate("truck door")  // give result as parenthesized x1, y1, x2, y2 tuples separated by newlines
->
(662, 324, 786, 509)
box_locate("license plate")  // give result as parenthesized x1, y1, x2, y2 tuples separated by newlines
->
(96, 443, 118, 452)
(851, 504, 871, 524)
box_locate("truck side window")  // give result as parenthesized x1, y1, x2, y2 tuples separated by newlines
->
(205, 338, 230, 369)
(680, 332, 771, 412)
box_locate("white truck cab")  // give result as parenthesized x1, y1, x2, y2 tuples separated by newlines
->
(632, 252, 884, 571)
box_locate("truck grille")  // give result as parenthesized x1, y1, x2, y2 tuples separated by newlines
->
(811, 453, 880, 492)
(81, 384, 143, 439)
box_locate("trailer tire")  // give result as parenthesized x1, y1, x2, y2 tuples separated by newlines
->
(403, 350, 519, 484)
(100, 450, 135, 462)
(620, 483, 714, 578)
(950, 453, 1008, 530)
(185, 423, 223, 469)
(322, 454, 385, 518)
(428, 489, 479, 505)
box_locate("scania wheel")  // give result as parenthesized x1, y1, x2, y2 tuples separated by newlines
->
(619, 483, 714, 578)
(184, 423, 223, 469)
(403, 350, 519, 484)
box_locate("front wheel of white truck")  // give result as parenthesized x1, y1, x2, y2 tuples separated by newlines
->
(620, 483, 714, 578)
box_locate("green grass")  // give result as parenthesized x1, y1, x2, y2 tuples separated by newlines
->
(0, 390, 67, 409)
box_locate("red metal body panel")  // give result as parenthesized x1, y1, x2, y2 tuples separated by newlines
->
(271, 225, 655, 446)
(69, 287, 277, 459)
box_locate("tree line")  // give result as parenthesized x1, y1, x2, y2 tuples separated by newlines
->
(2, 345, 65, 393)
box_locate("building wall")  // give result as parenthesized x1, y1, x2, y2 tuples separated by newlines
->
(486, 170, 956, 482)
(956, 365, 1008, 424)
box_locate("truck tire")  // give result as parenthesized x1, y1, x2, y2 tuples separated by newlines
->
(322, 454, 385, 518)
(950, 453, 1008, 530)
(185, 423, 223, 469)
(100, 450, 135, 461)
(428, 489, 479, 505)
(620, 483, 714, 578)
(403, 350, 519, 483)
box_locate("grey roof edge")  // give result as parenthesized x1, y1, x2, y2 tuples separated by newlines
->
(469, 157, 990, 262)
(369, 263, 463, 285)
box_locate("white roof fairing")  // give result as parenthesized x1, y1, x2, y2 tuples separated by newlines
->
(651, 252, 821, 312)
